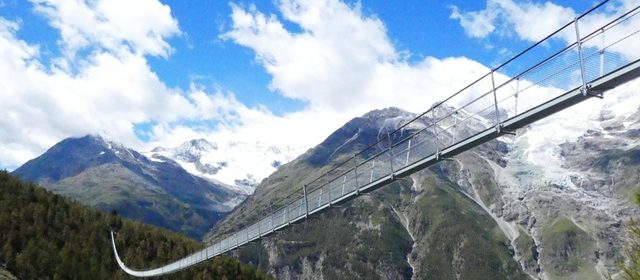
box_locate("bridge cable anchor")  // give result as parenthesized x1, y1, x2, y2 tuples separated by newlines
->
(585, 85, 603, 99)
(439, 156, 455, 162)
(500, 130, 516, 136)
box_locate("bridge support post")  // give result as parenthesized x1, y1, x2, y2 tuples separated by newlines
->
(270, 203, 274, 233)
(285, 206, 289, 226)
(574, 17, 588, 96)
(303, 184, 309, 219)
(452, 111, 458, 145)
(515, 77, 520, 115)
(600, 28, 605, 77)
(353, 156, 359, 196)
(432, 104, 439, 159)
(405, 139, 412, 166)
(387, 133, 395, 180)
(491, 71, 501, 134)
(370, 160, 375, 183)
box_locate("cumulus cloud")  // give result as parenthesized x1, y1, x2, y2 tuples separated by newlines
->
(218, 0, 582, 142)
(450, 0, 640, 60)
(0, 0, 348, 170)
(0, 1, 258, 168)
(449, 5, 497, 38)
(447, 0, 640, 112)
(222, 0, 495, 116)
(449, 0, 575, 42)
(30, 0, 180, 57)
(223, 0, 396, 112)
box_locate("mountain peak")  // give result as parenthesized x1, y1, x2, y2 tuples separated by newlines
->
(174, 138, 217, 154)
(186, 138, 217, 151)
(72, 134, 107, 146)
(362, 107, 412, 119)
(168, 138, 218, 164)
(74, 134, 126, 152)
(12, 134, 120, 182)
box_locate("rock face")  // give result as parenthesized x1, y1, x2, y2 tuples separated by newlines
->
(12, 135, 243, 240)
(0, 266, 18, 280)
(493, 100, 640, 279)
(209, 100, 640, 279)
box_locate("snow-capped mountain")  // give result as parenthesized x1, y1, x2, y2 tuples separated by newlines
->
(12, 135, 242, 239)
(147, 138, 305, 195)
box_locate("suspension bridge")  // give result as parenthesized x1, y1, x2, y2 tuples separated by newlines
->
(112, 0, 640, 277)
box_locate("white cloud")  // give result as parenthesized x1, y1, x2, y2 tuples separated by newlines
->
(158, 0, 585, 159)
(195, 0, 538, 163)
(223, 0, 396, 112)
(449, 5, 497, 38)
(9, 0, 634, 176)
(0, 1, 257, 169)
(0, 5, 345, 170)
(450, 0, 640, 61)
(450, 0, 575, 42)
(217, 0, 640, 159)
(223, 0, 496, 116)
(30, 0, 180, 57)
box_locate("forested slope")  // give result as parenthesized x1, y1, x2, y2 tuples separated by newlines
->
(0, 171, 271, 279)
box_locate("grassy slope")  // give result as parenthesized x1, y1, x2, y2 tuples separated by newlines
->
(408, 172, 527, 280)
(0, 171, 271, 280)
(540, 217, 598, 280)
(514, 229, 538, 275)
(235, 181, 414, 279)
(45, 163, 224, 240)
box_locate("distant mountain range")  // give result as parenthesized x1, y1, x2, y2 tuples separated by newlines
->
(147, 138, 304, 195)
(12, 135, 244, 239)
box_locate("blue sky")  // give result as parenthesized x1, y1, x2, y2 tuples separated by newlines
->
(0, 0, 633, 169)
(1, 0, 572, 113)
(144, 0, 593, 102)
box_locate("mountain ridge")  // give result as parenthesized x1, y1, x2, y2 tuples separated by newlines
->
(12, 134, 244, 240)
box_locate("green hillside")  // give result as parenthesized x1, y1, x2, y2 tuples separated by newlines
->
(0, 170, 271, 279)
